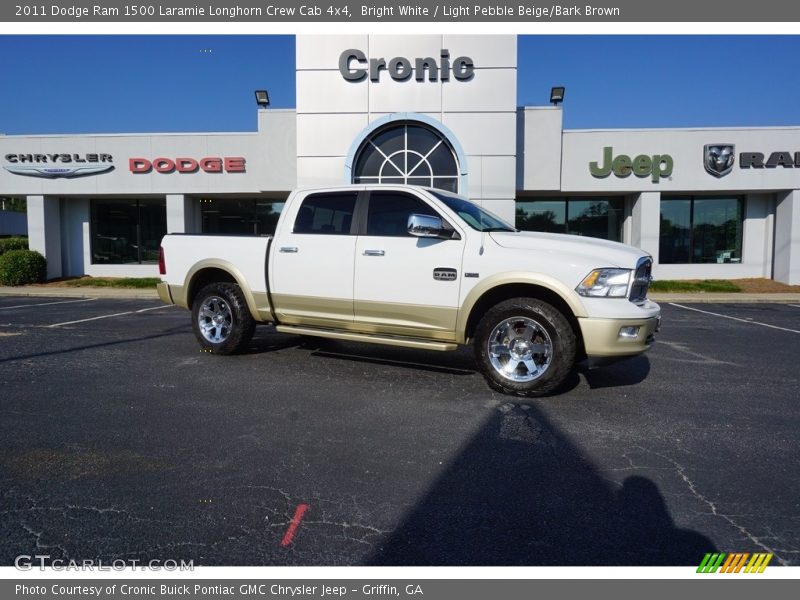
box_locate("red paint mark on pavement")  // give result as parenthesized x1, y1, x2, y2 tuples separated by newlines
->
(280, 503, 310, 547)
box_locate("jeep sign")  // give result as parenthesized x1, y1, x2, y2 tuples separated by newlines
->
(589, 147, 674, 183)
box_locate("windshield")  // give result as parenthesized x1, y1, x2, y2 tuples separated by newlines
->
(429, 190, 517, 232)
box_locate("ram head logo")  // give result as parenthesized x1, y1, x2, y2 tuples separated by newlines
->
(704, 144, 735, 177)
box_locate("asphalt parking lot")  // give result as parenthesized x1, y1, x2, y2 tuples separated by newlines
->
(0, 296, 798, 566)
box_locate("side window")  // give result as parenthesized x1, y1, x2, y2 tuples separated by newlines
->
(366, 192, 439, 237)
(293, 192, 357, 235)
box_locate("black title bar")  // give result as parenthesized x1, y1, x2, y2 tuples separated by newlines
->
(3, 1, 800, 22)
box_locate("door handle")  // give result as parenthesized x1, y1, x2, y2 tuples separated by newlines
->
(279, 246, 298, 253)
(362, 250, 385, 256)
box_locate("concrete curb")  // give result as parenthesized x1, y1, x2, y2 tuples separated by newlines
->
(649, 293, 800, 303)
(0, 286, 159, 299)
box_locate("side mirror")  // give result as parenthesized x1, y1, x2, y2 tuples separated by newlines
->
(407, 214, 444, 238)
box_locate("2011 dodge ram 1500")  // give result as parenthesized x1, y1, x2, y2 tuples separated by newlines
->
(157, 185, 660, 397)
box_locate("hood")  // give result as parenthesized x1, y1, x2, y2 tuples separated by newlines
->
(489, 231, 648, 269)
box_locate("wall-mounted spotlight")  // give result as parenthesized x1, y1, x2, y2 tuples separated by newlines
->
(550, 86, 565, 106)
(254, 90, 270, 108)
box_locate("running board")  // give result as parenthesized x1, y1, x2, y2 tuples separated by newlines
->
(274, 325, 458, 351)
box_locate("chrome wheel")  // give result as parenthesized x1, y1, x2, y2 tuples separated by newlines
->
(197, 295, 233, 344)
(487, 316, 553, 383)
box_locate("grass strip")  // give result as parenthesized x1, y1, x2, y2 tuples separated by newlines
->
(64, 277, 161, 289)
(650, 279, 741, 293)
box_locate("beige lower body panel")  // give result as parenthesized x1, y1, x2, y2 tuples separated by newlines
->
(250, 291, 271, 322)
(272, 294, 458, 342)
(579, 316, 660, 357)
(352, 300, 457, 341)
(159, 283, 186, 308)
(156, 282, 173, 305)
(355, 300, 456, 330)
(272, 294, 353, 328)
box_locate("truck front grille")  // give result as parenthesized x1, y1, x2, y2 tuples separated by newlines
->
(629, 257, 652, 304)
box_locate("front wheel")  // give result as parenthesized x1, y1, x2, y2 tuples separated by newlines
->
(474, 297, 576, 397)
(191, 282, 255, 354)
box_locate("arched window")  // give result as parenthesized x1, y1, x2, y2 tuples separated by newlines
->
(352, 121, 459, 193)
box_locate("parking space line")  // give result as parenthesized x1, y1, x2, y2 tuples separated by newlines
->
(669, 303, 800, 334)
(789, 304, 800, 309)
(47, 305, 173, 328)
(280, 504, 310, 547)
(0, 298, 98, 310)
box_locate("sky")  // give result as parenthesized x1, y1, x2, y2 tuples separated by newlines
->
(0, 35, 798, 135)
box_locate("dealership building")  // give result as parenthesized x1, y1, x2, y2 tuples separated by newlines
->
(1, 35, 799, 284)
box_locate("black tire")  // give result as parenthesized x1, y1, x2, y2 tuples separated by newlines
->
(191, 282, 255, 355)
(474, 297, 576, 398)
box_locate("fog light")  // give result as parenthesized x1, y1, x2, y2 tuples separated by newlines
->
(619, 326, 640, 339)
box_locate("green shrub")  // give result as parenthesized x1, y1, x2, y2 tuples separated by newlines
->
(0, 249, 47, 286)
(0, 237, 29, 255)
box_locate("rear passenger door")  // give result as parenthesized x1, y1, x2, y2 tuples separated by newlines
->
(271, 191, 358, 327)
(353, 190, 465, 339)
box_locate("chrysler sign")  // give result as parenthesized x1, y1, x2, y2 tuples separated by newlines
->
(3, 153, 114, 178)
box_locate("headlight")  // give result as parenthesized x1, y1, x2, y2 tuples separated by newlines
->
(576, 268, 631, 297)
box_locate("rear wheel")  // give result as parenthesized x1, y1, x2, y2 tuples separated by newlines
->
(474, 297, 576, 397)
(192, 282, 255, 354)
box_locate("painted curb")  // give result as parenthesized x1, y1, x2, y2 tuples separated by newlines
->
(0, 286, 159, 299)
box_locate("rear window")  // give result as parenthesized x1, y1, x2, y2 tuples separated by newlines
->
(293, 192, 357, 235)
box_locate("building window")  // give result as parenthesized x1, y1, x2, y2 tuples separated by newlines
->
(660, 196, 743, 264)
(200, 198, 285, 236)
(91, 199, 166, 265)
(353, 121, 459, 193)
(0, 197, 26, 213)
(515, 197, 624, 242)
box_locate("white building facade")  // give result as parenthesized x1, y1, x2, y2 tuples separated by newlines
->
(1, 34, 798, 284)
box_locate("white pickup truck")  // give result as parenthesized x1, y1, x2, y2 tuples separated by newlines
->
(157, 185, 660, 397)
